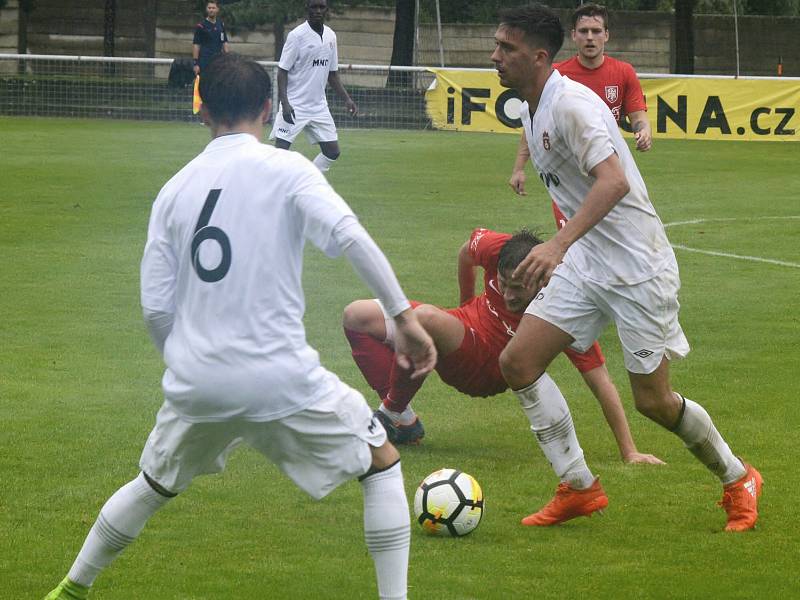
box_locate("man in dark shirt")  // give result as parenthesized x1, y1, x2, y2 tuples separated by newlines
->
(192, 0, 229, 75)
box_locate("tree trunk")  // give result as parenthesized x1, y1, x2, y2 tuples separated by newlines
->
(387, 0, 415, 88)
(104, 0, 116, 56)
(144, 0, 157, 59)
(674, 0, 695, 74)
(273, 18, 286, 61)
(104, 0, 116, 75)
(17, 0, 31, 74)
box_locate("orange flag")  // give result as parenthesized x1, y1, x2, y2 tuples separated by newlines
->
(192, 76, 202, 114)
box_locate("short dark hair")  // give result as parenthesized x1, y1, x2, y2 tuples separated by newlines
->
(199, 54, 272, 127)
(498, 3, 564, 62)
(497, 228, 544, 274)
(572, 3, 609, 30)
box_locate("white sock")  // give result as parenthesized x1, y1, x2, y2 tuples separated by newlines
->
(514, 373, 595, 489)
(67, 473, 172, 586)
(378, 404, 417, 426)
(361, 462, 410, 600)
(672, 396, 746, 485)
(312, 152, 337, 172)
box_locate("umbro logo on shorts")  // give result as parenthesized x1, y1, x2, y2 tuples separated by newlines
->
(634, 349, 654, 358)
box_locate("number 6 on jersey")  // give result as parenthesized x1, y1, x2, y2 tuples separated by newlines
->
(191, 188, 231, 282)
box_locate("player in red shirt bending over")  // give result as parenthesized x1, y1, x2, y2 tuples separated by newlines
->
(343, 227, 663, 466)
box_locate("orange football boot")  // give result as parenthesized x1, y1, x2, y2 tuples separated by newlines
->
(521, 478, 609, 526)
(719, 463, 763, 532)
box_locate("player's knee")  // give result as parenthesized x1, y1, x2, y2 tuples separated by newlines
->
(499, 345, 542, 390)
(342, 300, 366, 331)
(321, 148, 340, 160)
(412, 304, 439, 329)
(342, 300, 382, 334)
(142, 471, 178, 498)
(369, 441, 400, 471)
(632, 389, 675, 427)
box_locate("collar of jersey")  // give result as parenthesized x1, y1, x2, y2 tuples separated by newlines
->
(539, 69, 561, 110)
(205, 132, 258, 151)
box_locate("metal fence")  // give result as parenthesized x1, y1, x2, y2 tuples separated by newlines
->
(0, 54, 437, 129)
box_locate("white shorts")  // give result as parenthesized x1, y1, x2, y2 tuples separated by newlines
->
(526, 261, 690, 374)
(139, 380, 386, 500)
(269, 108, 337, 144)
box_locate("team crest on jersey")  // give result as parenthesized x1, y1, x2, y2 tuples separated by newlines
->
(605, 85, 619, 103)
(542, 131, 551, 151)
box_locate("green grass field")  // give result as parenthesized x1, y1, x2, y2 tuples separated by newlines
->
(2, 117, 799, 599)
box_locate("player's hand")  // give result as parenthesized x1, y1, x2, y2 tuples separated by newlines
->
(283, 105, 295, 125)
(623, 452, 666, 465)
(393, 309, 437, 380)
(634, 127, 652, 152)
(512, 238, 565, 291)
(345, 99, 358, 116)
(509, 170, 526, 195)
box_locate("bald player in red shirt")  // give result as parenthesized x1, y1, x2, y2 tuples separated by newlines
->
(343, 227, 663, 466)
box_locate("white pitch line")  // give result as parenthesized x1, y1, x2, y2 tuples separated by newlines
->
(670, 244, 800, 269)
(664, 216, 800, 269)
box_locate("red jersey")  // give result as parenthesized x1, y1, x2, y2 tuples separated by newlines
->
(461, 228, 519, 347)
(554, 55, 646, 123)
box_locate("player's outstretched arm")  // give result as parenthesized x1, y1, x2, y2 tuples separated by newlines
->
(509, 131, 530, 196)
(629, 110, 652, 152)
(328, 71, 357, 115)
(457, 241, 478, 306)
(581, 364, 665, 465)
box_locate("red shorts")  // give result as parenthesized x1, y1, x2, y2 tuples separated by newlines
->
(436, 317, 508, 397)
(411, 303, 606, 398)
(563, 342, 605, 373)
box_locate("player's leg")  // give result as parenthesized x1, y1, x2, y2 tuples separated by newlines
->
(306, 110, 340, 172)
(566, 343, 664, 465)
(360, 441, 410, 600)
(616, 265, 760, 530)
(252, 382, 409, 600)
(44, 405, 244, 598)
(384, 303, 464, 410)
(315, 140, 341, 172)
(628, 361, 760, 530)
(342, 299, 420, 440)
(500, 269, 609, 525)
(45, 472, 175, 598)
(343, 299, 397, 401)
(500, 315, 596, 491)
(378, 304, 465, 444)
(269, 109, 299, 150)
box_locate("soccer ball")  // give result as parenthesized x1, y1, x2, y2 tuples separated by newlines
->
(413, 468, 484, 537)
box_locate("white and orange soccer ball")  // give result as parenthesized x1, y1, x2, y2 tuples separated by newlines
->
(413, 468, 484, 537)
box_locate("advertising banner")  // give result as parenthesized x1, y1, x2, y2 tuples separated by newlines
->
(425, 69, 799, 141)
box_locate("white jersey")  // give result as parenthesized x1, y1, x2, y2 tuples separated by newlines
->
(279, 21, 339, 115)
(520, 70, 675, 285)
(141, 134, 357, 423)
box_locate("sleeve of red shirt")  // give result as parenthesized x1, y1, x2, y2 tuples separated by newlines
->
(468, 228, 511, 271)
(621, 62, 647, 114)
